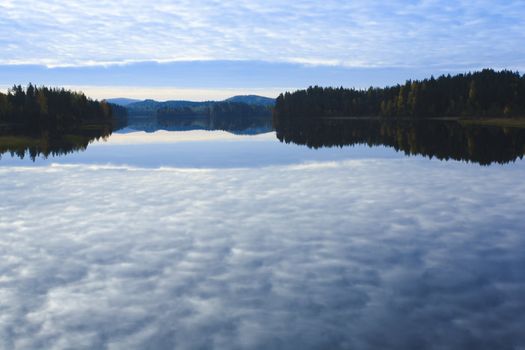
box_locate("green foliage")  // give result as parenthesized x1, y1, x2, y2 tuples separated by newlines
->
(274, 69, 525, 120)
(0, 84, 126, 134)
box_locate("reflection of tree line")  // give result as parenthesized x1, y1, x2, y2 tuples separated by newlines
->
(275, 118, 525, 165)
(0, 124, 113, 161)
(156, 116, 273, 134)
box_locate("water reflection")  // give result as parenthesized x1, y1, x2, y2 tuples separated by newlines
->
(275, 118, 525, 165)
(130, 113, 273, 135)
(0, 114, 273, 162)
(1, 159, 524, 349)
(0, 123, 112, 161)
(1, 114, 525, 348)
(2, 115, 525, 166)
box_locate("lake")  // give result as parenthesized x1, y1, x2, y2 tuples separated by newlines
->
(1, 118, 525, 349)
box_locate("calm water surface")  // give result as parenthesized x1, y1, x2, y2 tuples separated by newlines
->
(1, 122, 524, 349)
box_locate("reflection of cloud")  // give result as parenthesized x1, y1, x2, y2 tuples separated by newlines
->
(1, 159, 525, 349)
(96, 130, 276, 145)
(0, 1, 524, 69)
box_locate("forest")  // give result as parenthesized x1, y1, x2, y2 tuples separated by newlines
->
(0, 84, 127, 134)
(273, 69, 525, 120)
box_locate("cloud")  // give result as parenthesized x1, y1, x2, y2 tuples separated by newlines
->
(0, 136, 403, 169)
(0, 62, 452, 94)
(94, 130, 276, 145)
(0, 0, 524, 69)
(0, 158, 525, 349)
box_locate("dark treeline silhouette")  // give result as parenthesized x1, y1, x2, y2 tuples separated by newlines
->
(274, 69, 525, 120)
(276, 117, 525, 165)
(0, 84, 127, 134)
(0, 84, 127, 161)
(0, 123, 112, 161)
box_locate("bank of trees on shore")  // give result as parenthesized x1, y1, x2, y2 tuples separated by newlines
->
(274, 69, 525, 120)
(0, 84, 126, 134)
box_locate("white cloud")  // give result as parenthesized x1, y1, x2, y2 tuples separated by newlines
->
(0, 159, 525, 348)
(95, 130, 275, 145)
(0, 0, 523, 69)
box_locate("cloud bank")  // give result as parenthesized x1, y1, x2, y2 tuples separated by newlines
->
(1, 159, 525, 349)
(0, 62, 451, 96)
(0, 0, 524, 69)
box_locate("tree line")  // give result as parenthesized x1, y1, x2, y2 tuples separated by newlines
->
(0, 84, 127, 134)
(273, 69, 525, 120)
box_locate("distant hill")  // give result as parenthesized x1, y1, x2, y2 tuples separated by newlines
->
(157, 101, 272, 119)
(124, 95, 275, 116)
(224, 95, 275, 106)
(105, 98, 141, 106)
(126, 99, 210, 116)
(127, 99, 207, 109)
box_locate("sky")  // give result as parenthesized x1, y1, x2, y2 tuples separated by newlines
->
(1, 0, 524, 100)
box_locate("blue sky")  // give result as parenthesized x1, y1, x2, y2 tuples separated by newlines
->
(1, 0, 524, 100)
